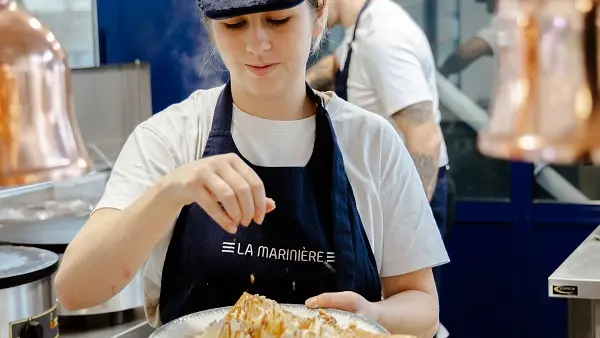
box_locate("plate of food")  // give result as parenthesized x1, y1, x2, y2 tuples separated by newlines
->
(150, 292, 412, 337)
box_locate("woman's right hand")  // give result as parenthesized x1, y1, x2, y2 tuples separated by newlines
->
(162, 153, 276, 233)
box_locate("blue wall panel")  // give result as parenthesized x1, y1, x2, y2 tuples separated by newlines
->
(439, 223, 514, 338)
(438, 193, 600, 338)
(532, 223, 596, 338)
(96, 0, 123, 63)
(97, 0, 227, 113)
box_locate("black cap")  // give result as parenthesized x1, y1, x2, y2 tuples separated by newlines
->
(198, 0, 305, 20)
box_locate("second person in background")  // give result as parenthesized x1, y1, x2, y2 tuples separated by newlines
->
(307, 1, 450, 335)
(439, 0, 499, 77)
(308, 0, 450, 264)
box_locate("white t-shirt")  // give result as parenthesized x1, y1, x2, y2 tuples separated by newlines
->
(94, 86, 450, 326)
(335, 0, 449, 167)
(476, 16, 499, 54)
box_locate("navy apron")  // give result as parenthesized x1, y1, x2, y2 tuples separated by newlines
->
(333, 0, 371, 100)
(159, 82, 382, 324)
(431, 168, 448, 289)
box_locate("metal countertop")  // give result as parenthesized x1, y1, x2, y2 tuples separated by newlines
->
(60, 308, 155, 338)
(548, 224, 600, 299)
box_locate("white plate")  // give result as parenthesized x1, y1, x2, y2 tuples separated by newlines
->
(150, 304, 388, 337)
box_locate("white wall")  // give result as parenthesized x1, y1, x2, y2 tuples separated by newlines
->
(400, 0, 497, 108)
(18, 0, 99, 68)
(456, 0, 496, 107)
(391, 0, 498, 108)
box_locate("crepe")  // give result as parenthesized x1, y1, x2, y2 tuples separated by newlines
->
(192, 292, 415, 338)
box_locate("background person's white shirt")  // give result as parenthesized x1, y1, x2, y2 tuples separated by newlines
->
(334, 0, 449, 167)
(476, 15, 499, 54)
(93, 86, 450, 326)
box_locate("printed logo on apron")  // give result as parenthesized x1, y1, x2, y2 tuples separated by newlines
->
(221, 240, 336, 264)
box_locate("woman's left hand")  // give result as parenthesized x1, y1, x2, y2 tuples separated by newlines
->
(305, 292, 380, 323)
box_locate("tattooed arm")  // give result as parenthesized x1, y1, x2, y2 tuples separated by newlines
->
(391, 101, 441, 201)
(306, 54, 338, 91)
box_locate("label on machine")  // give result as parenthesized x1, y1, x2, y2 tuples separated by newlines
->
(552, 285, 579, 296)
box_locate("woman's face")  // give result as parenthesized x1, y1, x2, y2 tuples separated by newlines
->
(210, 3, 323, 98)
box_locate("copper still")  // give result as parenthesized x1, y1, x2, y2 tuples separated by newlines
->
(478, 0, 600, 164)
(0, 0, 92, 187)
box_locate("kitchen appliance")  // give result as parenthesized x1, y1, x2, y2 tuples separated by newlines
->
(0, 59, 152, 318)
(0, 172, 144, 318)
(0, 0, 149, 332)
(0, 230, 144, 319)
(0, 0, 92, 187)
(478, 0, 600, 164)
(0, 245, 59, 338)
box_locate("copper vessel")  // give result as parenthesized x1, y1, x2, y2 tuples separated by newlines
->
(478, 0, 599, 164)
(478, 0, 540, 161)
(0, 0, 92, 187)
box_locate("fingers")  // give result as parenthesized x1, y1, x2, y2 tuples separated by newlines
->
(266, 198, 276, 213)
(192, 153, 276, 232)
(217, 165, 255, 226)
(306, 292, 379, 323)
(204, 172, 243, 226)
(230, 158, 268, 224)
(196, 186, 237, 233)
(305, 292, 360, 313)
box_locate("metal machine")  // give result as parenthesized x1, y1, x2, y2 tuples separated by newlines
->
(549, 226, 600, 338)
(0, 62, 152, 330)
(1, 0, 91, 334)
(0, 171, 145, 319)
(0, 246, 60, 338)
(0, 0, 152, 335)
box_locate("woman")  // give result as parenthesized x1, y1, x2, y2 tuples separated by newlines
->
(55, 0, 449, 336)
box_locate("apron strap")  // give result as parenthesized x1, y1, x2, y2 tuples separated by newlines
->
(210, 81, 327, 133)
(334, 0, 371, 100)
(350, 0, 371, 43)
(211, 82, 235, 132)
(340, 0, 371, 71)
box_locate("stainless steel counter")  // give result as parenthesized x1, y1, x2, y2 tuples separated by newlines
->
(60, 308, 155, 338)
(548, 224, 600, 338)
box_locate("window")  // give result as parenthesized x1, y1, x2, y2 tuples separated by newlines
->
(18, 0, 99, 69)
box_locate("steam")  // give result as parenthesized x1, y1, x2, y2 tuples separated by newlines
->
(177, 39, 228, 93)
(172, 0, 228, 94)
